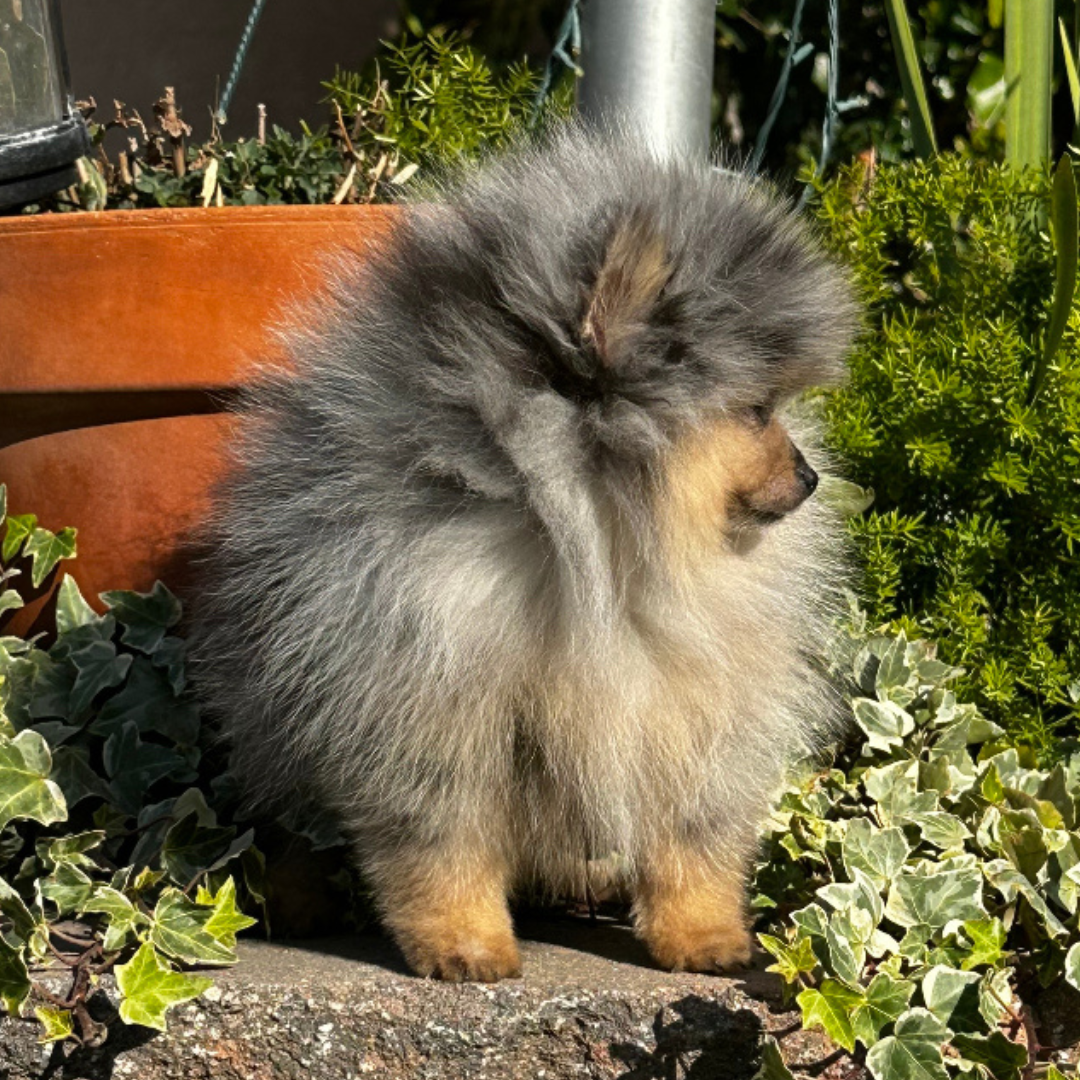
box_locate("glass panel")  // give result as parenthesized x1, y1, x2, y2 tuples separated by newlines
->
(0, 0, 64, 136)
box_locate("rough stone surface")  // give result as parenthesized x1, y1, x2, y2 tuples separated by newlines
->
(0, 917, 837, 1080)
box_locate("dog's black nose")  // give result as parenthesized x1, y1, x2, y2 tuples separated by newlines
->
(794, 453, 818, 496)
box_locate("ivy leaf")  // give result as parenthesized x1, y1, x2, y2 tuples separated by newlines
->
(149, 887, 237, 965)
(160, 814, 238, 887)
(91, 656, 199, 745)
(0, 590, 22, 616)
(1065, 941, 1080, 992)
(842, 818, 910, 887)
(752, 1035, 797, 1080)
(825, 906, 871, 987)
(100, 583, 182, 655)
(81, 886, 145, 952)
(49, 745, 111, 808)
(983, 860, 1068, 937)
(0, 729, 66, 832)
(921, 965, 982, 1032)
(33, 1006, 73, 1043)
(864, 1009, 949, 1080)
(904, 811, 970, 851)
(949, 1031, 1027, 1080)
(797, 980, 860, 1052)
(960, 917, 1008, 970)
(759, 933, 818, 984)
(884, 867, 985, 930)
(23, 527, 77, 589)
(853, 698, 915, 752)
(200, 878, 257, 948)
(40, 862, 94, 916)
(2, 514, 37, 563)
(0, 877, 42, 946)
(103, 722, 188, 815)
(115, 942, 213, 1031)
(54, 575, 101, 635)
(851, 972, 915, 1047)
(0, 936, 30, 1016)
(67, 641, 132, 717)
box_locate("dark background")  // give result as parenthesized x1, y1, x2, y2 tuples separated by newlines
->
(58, 0, 402, 142)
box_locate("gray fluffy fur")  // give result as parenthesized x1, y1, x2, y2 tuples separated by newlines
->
(189, 125, 857, 903)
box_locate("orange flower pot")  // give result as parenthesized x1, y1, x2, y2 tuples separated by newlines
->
(0, 203, 398, 634)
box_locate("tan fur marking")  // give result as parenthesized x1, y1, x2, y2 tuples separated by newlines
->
(378, 847, 521, 982)
(584, 215, 671, 366)
(659, 416, 801, 577)
(634, 845, 753, 973)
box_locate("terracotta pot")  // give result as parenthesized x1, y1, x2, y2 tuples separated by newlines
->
(0, 203, 398, 633)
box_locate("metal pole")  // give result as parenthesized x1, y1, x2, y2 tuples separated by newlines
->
(577, 0, 716, 159)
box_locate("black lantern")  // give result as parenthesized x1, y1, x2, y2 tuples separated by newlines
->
(0, 0, 89, 209)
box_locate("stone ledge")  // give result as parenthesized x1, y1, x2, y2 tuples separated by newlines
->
(0, 918, 834, 1080)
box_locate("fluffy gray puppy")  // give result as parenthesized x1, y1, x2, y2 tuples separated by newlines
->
(190, 124, 857, 981)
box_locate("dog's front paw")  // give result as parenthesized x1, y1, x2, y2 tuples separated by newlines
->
(643, 920, 753, 974)
(397, 925, 522, 983)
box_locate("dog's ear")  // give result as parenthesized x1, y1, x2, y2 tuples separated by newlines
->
(582, 211, 671, 369)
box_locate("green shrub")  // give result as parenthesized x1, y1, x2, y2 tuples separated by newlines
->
(754, 618, 1080, 1079)
(815, 154, 1080, 753)
(19, 28, 570, 214)
(0, 484, 261, 1045)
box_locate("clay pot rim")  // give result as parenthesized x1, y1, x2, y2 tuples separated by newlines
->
(0, 201, 400, 237)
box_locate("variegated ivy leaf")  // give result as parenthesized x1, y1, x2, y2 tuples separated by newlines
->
(0, 936, 30, 1017)
(817, 869, 884, 926)
(884, 866, 986, 930)
(198, 878, 256, 948)
(115, 942, 213, 1031)
(37, 830, 105, 869)
(842, 818, 910, 888)
(0, 729, 66, 833)
(921, 965, 982, 1032)
(864, 760, 938, 824)
(864, 1008, 949, 1080)
(23, 527, 77, 589)
(874, 633, 914, 703)
(1065, 941, 1080, 992)
(904, 811, 970, 852)
(149, 888, 236, 965)
(850, 972, 915, 1048)
(33, 1006, 74, 1043)
(81, 887, 146, 953)
(825, 906, 871, 987)
(853, 698, 915, 753)
(950, 1032, 1027, 1080)
(54, 575, 102, 635)
(759, 933, 819, 985)
(752, 1035, 797, 1080)
(797, 980, 860, 1052)
(40, 862, 94, 916)
(0, 590, 22, 616)
(982, 859, 1068, 937)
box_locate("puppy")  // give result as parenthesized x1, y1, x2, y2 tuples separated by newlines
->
(190, 125, 856, 981)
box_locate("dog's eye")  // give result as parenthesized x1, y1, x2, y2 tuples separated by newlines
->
(747, 404, 772, 428)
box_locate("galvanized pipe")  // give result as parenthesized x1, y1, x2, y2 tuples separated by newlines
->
(577, 0, 716, 159)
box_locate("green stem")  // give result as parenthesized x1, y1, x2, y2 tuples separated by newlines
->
(1005, 0, 1054, 168)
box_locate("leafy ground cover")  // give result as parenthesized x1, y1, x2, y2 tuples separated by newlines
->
(0, 484, 261, 1046)
(754, 606, 1080, 1078)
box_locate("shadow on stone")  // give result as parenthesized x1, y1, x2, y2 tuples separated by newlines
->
(31, 995, 157, 1080)
(610, 995, 764, 1079)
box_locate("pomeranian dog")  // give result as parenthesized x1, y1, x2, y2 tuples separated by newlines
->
(190, 125, 856, 982)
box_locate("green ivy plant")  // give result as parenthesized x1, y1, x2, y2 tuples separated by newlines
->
(753, 614, 1080, 1079)
(0, 484, 260, 1046)
(815, 154, 1080, 752)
